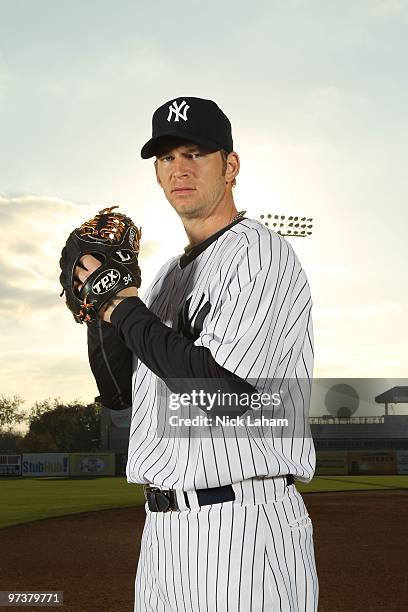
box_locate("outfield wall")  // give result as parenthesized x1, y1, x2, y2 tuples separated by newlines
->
(0, 454, 21, 476)
(0, 453, 117, 477)
(1, 451, 408, 477)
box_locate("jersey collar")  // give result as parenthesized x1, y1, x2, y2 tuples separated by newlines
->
(179, 217, 246, 270)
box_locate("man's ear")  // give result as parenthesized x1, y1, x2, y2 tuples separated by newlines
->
(225, 152, 240, 184)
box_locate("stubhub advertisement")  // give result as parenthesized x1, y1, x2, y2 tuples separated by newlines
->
(22, 453, 69, 477)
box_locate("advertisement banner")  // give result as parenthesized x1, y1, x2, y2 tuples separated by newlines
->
(396, 451, 408, 475)
(0, 454, 22, 477)
(22, 453, 69, 477)
(348, 451, 397, 475)
(70, 453, 115, 476)
(315, 451, 348, 475)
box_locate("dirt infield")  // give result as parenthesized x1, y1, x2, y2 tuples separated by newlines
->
(0, 490, 407, 612)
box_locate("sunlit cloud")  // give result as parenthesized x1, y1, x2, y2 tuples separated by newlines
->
(0, 52, 8, 95)
(0, 194, 163, 318)
(362, 0, 406, 17)
(312, 265, 351, 279)
(140, 240, 161, 259)
(0, 195, 87, 316)
(0, 348, 96, 414)
(314, 300, 401, 321)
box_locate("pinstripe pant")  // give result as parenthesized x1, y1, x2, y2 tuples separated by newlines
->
(134, 477, 318, 611)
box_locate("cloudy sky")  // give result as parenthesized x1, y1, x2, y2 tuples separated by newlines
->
(0, 0, 407, 415)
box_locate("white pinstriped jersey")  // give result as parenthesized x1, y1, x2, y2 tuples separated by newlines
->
(126, 218, 315, 490)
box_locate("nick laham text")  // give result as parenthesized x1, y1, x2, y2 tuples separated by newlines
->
(169, 415, 289, 427)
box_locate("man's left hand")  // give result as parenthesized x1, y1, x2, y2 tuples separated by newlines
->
(75, 255, 138, 323)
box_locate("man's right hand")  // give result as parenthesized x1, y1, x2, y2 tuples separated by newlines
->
(74, 254, 102, 294)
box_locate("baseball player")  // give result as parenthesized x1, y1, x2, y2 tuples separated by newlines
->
(77, 97, 319, 611)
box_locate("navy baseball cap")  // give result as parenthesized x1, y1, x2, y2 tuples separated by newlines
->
(140, 96, 233, 159)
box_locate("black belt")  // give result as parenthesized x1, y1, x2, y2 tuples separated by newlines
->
(144, 474, 295, 512)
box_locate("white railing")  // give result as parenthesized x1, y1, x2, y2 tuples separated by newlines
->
(309, 416, 385, 425)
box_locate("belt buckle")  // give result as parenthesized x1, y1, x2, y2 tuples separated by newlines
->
(144, 486, 173, 512)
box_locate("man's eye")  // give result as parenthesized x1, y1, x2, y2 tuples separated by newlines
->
(189, 152, 202, 159)
(161, 155, 173, 162)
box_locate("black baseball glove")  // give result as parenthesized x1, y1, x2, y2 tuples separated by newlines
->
(59, 205, 142, 323)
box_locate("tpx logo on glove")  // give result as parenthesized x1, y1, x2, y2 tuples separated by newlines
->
(92, 269, 121, 294)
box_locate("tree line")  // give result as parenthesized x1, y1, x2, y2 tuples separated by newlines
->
(0, 395, 101, 453)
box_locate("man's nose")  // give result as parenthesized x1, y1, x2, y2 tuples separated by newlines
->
(172, 157, 190, 178)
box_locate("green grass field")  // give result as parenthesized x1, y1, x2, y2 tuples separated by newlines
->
(296, 474, 408, 493)
(0, 477, 145, 529)
(1, 475, 407, 529)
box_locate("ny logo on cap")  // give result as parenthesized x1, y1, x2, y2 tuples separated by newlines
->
(167, 99, 190, 122)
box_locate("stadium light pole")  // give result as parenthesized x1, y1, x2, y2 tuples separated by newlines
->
(259, 214, 314, 238)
